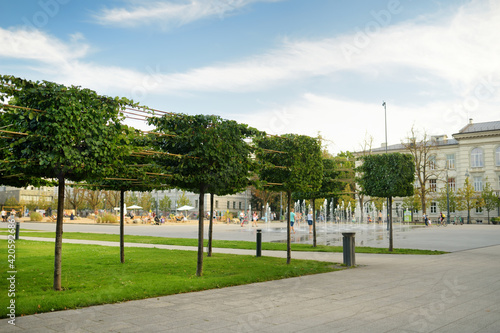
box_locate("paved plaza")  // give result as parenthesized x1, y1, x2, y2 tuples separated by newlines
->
(2, 223, 500, 332)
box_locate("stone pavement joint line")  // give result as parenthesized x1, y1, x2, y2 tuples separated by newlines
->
(2, 239, 500, 332)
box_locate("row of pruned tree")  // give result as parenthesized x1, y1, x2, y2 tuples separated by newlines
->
(0, 76, 358, 290)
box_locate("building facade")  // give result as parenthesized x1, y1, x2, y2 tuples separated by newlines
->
(0, 185, 55, 207)
(148, 188, 252, 217)
(359, 119, 500, 222)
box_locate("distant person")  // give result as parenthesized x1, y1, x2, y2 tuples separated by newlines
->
(252, 212, 258, 227)
(1, 209, 6, 222)
(239, 211, 245, 227)
(423, 214, 429, 226)
(378, 211, 382, 224)
(290, 209, 296, 234)
(307, 210, 313, 234)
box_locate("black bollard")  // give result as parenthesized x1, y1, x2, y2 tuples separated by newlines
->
(342, 232, 356, 267)
(15, 221, 20, 240)
(256, 229, 262, 257)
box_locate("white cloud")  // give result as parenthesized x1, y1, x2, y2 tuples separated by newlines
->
(93, 0, 281, 29)
(139, 0, 500, 95)
(4, 1, 500, 100)
(0, 27, 89, 65)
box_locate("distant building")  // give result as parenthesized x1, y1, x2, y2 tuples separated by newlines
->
(356, 119, 500, 222)
(0, 185, 55, 207)
(147, 188, 252, 217)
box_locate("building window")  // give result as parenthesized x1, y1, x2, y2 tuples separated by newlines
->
(227, 201, 230, 209)
(429, 179, 437, 192)
(476, 205, 483, 213)
(496, 147, 500, 166)
(446, 154, 455, 169)
(473, 176, 483, 192)
(448, 177, 456, 192)
(233, 201, 236, 209)
(431, 202, 437, 214)
(215, 200, 219, 209)
(195, 200, 198, 208)
(429, 155, 436, 170)
(471, 148, 484, 168)
(238, 202, 242, 210)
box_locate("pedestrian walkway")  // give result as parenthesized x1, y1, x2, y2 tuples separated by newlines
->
(2, 234, 500, 332)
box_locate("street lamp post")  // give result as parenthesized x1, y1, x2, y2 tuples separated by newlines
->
(383, 101, 389, 230)
(446, 167, 450, 224)
(465, 169, 470, 224)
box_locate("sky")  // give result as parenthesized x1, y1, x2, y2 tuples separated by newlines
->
(1, 0, 499, 154)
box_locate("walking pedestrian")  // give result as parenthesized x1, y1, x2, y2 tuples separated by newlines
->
(307, 210, 313, 234)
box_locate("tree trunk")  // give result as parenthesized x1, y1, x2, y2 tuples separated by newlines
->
(207, 193, 214, 257)
(312, 198, 317, 248)
(358, 195, 364, 226)
(389, 196, 393, 252)
(120, 189, 125, 264)
(196, 187, 205, 276)
(53, 174, 65, 291)
(286, 190, 291, 264)
(420, 186, 426, 218)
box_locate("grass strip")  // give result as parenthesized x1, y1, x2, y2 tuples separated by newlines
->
(0, 230, 446, 255)
(0, 240, 341, 318)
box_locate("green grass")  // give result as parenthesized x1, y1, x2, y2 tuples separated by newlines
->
(0, 230, 447, 255)
(0, 240, 341, 318)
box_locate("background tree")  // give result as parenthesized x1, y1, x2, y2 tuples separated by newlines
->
(4, 196, 19, 207)
(65, 186, 86, 213)
(339, 184, 356, 211)
(104, 191, 121, 211)
(126, 192, 139, 207)
(159, 195, 172, 214)
(457, 177, 476, 224)
(252, 188, 278, 215)
(401, 127, 439, 216)
(149, 114, 258, 276)
(372, 197, 385, 212)
(176, 191, 192, 208)
(255, 134, 323, 263)
(481, 181, 499, 224)
(139, 192, 155, 213)
(85, 189, 103, 215)
(357, 153, 414, 251)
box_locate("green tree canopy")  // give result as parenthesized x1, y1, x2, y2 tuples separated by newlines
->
(149, 114, 259, 276)
(481, 181, 499, 224)
(357, 153, 414, 251)
(255, 134, 323, 263)
(0, 75, 136, 290)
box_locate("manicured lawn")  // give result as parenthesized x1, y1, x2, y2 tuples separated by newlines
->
(0, 229, 447, 255)
(0, 240, 341, 318)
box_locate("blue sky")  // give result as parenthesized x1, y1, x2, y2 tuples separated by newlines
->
(1, 0, 499, 154)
